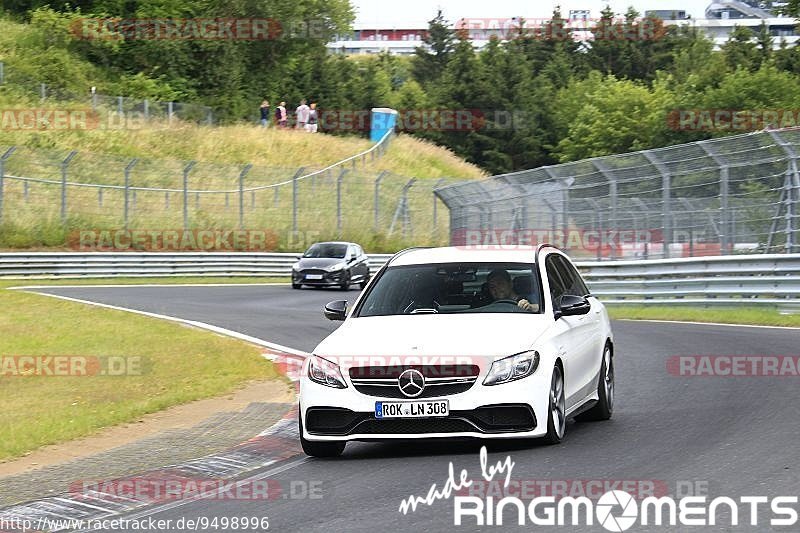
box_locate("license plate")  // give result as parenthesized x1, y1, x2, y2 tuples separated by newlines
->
(375, 400, 449, 419)
(305, 274, 323, 280)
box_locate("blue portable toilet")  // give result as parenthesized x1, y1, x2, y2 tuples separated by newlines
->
(370, 108, 398, 143)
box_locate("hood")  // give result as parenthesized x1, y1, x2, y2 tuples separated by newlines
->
(297, 257, 345, 269)
(313, 314, 552, 361)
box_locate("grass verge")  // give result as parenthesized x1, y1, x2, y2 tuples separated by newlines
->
(607, 305, 800, 328)
(0, 280, 281, 461)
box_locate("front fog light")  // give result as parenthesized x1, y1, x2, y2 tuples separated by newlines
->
(483, 351, 539, 386)
(308, 355, 347, 389)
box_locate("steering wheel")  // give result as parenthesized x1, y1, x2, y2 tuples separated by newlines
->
(493, 299, 519, 306)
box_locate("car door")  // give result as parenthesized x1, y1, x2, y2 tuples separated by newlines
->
(555, 255, 603, 406)
(356, 245, 370, 280)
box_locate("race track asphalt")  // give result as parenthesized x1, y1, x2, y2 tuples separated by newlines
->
(26, 284, 800, 532)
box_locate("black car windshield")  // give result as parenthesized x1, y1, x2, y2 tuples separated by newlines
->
(303, 243, 348, 259)
(356, 263, 541, 316)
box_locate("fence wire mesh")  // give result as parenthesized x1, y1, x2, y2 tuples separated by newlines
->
(0, 133, 452, 251)
(435, 128, 800, 260)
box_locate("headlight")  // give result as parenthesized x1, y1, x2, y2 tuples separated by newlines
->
(292, 263, 300, 271)
(326, 262, 345, 272)
(308, 355, 347, 389)
(483, 351, 539, 386)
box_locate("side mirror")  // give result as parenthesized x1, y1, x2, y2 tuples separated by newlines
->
(324, 300, 348, 321)
(555, 294, 591, 319)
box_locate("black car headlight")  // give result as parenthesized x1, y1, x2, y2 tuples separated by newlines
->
(308, 355, 347, 389)
(483, 351, 540, 386)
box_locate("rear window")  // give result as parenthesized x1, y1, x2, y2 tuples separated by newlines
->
(356, 263, 541, 317)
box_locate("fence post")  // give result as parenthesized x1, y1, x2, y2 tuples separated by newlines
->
(143, 99, 149, 121)
(593, 160, 618, 259)
(373, 170, 388, 231)
(337, 169, 349, 234)
(183, 161, 196, 229)
(238, 164, 252, 230)
(433, 178, 446, 232)
(698, 142, 732, 255)
(117, 96, 124, 117)
(124, 159, 138, 229)
(168, 102, 174, 125)
(767, 131, 800, 253)
(0, 147, 17, 223)
(0, 61, 5, 84)
(60, 151, 78, 223)
(643, 152, 674, 258)
(291, 167, 305, 233)
(40, 83, 47, 101)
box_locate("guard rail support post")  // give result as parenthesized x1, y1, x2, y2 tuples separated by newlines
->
(374, 171, 388, 232)
(123, 159, 139, 229)
(0, 147, 17, 223)
(238, 164, 253, 230)
(60, 151, 78, 224)
(182, 161, 197, 230)
(291, 167, 305, 234)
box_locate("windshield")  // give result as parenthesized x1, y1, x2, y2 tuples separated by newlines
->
(303, 243, 348, 259)
(356, 263, 541, 317)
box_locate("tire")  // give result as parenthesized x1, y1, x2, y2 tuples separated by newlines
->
(339, 271, 351, 291)
(576, 344, 614, 422)
(543, 365, 566, 445)
(299, 418, 345, 457)
(292, 283, 302, 289)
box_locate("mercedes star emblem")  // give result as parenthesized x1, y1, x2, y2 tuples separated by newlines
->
(398, 369, 426, 398)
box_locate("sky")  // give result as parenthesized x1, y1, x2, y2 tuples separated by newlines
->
(350, 0, 713, 26)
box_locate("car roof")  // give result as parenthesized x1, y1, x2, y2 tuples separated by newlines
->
(309, 241, 354, 246)
(390, 246, 550, 266)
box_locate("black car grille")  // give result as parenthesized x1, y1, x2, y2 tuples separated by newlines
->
(304, 404, 536, 436)
(354, 418, 476, 434)
(349, 364, 480, 398)
(352, 382, 474, 399)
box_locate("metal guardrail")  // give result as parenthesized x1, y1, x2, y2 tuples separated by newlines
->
(1, 252, 798, 307)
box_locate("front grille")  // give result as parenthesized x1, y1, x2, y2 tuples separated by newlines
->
(353, 418, 477, 434)
(301, 269, 327, 276)
(350, 364, 480, 398)
(352, 382, 475, 399)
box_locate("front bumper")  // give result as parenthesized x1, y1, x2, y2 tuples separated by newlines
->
(299, 369, 552, 442)
(293, 270, 346, 287)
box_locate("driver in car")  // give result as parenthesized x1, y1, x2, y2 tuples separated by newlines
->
(487, 269, 538, 312)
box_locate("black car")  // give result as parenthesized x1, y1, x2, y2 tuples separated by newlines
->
(292, 242, 370, 290)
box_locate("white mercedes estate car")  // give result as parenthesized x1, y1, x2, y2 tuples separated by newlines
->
(299, 245, 614, 457)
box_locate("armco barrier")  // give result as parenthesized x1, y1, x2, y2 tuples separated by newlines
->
(1, 252, 799, 307)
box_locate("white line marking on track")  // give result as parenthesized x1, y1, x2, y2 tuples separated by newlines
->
(616, 318, 800, 330)
(16, 290, 309, 356)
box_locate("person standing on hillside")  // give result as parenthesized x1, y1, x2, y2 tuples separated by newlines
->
(295, 99, 310, 130)
(306, 103, 319, 133)
(260, 100, 270, 128)
(276, 101, 288, 129)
